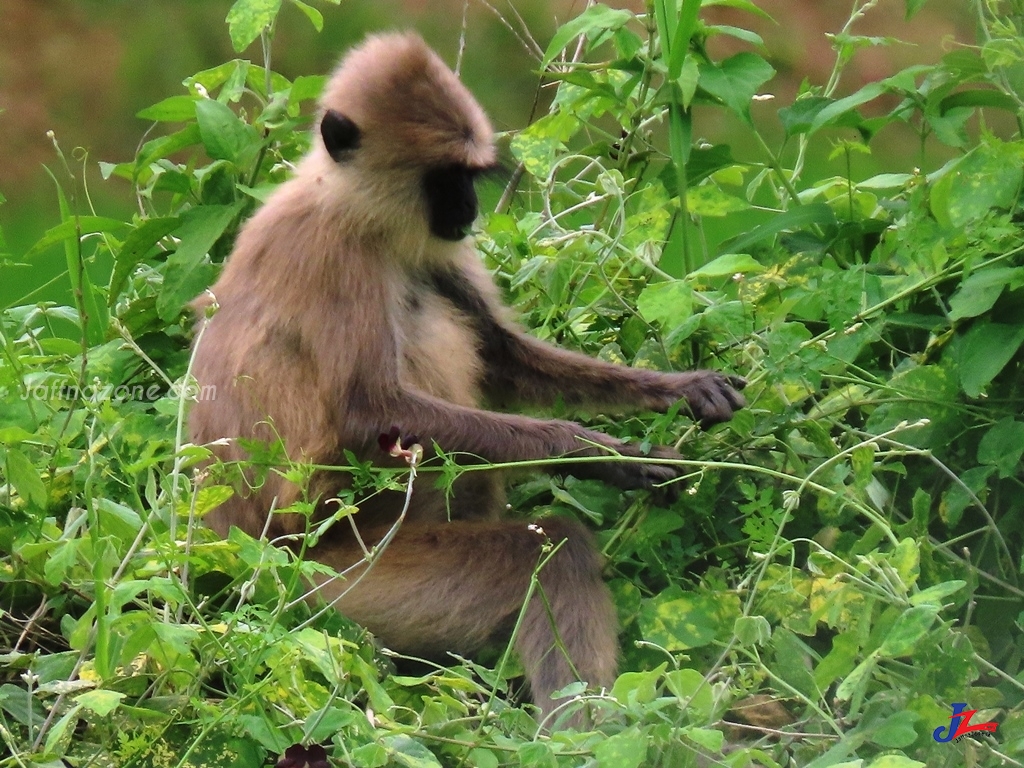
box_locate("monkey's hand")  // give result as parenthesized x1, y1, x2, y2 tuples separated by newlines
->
(655, 371, 746, 428)
(562, 431, 685, 497)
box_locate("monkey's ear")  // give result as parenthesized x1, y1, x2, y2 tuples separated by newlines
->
(321, 110, 361, 161)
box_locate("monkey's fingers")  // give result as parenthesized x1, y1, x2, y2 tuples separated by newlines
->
(727, 375, 748, 391)
(684, 373, 747, 428)
(644, 465, 685, 505)
(574, 445, 685, 491)
(606, 458, 686, 505)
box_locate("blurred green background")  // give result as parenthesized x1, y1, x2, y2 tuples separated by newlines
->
(0, 0, 973, 308)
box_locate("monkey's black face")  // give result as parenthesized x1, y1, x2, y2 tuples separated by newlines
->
(320, 108, 483, 241)
(423, 164, 478, 241)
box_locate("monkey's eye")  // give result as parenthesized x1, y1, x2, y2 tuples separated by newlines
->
(321, 110, 361, 161)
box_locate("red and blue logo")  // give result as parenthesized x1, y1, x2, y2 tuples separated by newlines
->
(933, 703, 998, 742)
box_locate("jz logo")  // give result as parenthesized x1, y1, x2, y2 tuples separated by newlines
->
(933, 703, 998, 742)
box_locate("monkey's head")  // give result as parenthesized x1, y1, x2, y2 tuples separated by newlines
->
(316, 33, 496, 242)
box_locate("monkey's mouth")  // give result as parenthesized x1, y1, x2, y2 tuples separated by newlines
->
(429, 217, 474, 242)
(435, 223, 472, 241)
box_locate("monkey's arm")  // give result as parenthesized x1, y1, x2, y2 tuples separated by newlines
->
(431, 265, 745, 426)
(348, 382, 682, 490)
(484, 328, 745, 425)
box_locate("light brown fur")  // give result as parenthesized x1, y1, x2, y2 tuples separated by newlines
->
(190, 32, 744, 720)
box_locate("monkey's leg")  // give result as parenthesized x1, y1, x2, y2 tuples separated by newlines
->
(313, 517, 618, 717)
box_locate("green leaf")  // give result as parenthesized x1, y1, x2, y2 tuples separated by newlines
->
(157, 202, 245, 321)
(733, 615, 772, 647)
(691, 145, 738, 186)
(465, 749, 499, 768)
(835, 651, 876, 702)
(225, 0, 282, 53)
(722, 203, 836, 253)
(667, 0, 701, 80)
(851, 444, 875, 488)
(637, 281, 693, 329)
(24, 217, 129, 260)
(290, 74, 327, 104)
(509, 112, 577, 179)
(778, 95, 833, 137)
(909, 487, 931, 533)
(44, 539, 78, 586)
(138, 123, 202, 168)
(939, 89, 1019, 115)
(664, 668, 714, 718)
(75, 689, 126, 716)
(289, 0, 323, 31)
(978, 417, 1024, 478)
(136, 95, 200, 122)
(518, 742, 557, 768)
(857, 173, 913, 189)
(43, 702, 83, 756)
(541, 5, 633, 67)
(904, 0, 929, 19)
(910, 580, 966, 607)
(809, 81, 886, 134)
(238, 713, 291, 753)
(4, 447, 47, 509)
(611, 666, 665, 707)
(891, 537, 919, 587)
(866, 757, 925, 768)
(304, 705, 357, 743)
(698, 52, 776, 123)
(706, 24, 764, 47)
(931, 143, 1024, 228)
(96, 499, 144, 541)
(222, 60, 253, 102)
(195, 99, 260, 164)
(624, 182, 672, 249)
(877, 605, 938, 657)
(639, 590, 723, 650)
(815, 631, 860, 690)
(940, 465, 993, 527)
(594, 729, 648, 768)
(870, 710, 920, 748)
(771, 627, 818, 698)
(685, 727, 725, 753)
(382, 734, 444, 767)
(176, 485, 236, 519)
(954, 321, 1024, 397)
(686, 183, 750, 216)
(689, 252, 763, 280)
(109, 217, 181, 303)
(350, 744, 388, 768)
(703, 0, 774, 21)
(186, 59, 248, 95)
(667, 103, 693, 209)
(0, 427, 35, 445)
(677, 54, 700, 108)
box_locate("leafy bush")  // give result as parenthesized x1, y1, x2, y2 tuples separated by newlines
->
(2, 0, 1023, 766)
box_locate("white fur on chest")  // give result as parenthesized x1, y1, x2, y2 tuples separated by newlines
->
(399, 290, 482, 407)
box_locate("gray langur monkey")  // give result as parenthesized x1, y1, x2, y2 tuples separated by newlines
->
(189, 32, 746, 719)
